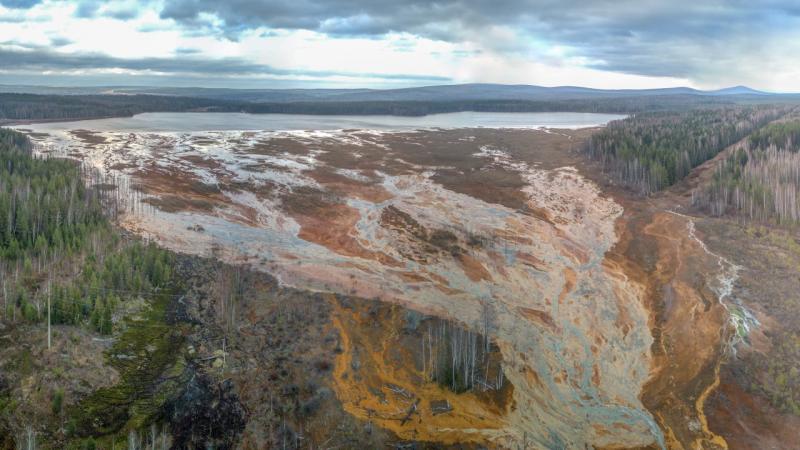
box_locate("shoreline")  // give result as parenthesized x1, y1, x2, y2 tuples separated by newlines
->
(3, 110, 626, 130)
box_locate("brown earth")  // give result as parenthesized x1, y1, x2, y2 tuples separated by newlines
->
(283, 126, 753, 448)
(179, 257, 503, 449)
(123, 126, 755, 448)
(280, 187, 400, 265)
(629, 211, 729, 449)
(0, 324, 119, 445)
(587, 123, 800, 449)
(22, 124, 800, 448)
(706, 365, 800, 450)
(697, 218, 800, 450)
(69, 129, 108, 145)
(305, 166, 393, 203)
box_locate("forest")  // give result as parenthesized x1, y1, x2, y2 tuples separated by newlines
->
(0, 128, 207, 448)
(0, 125, 177, 337)
(694, 118, 800, 224)
(0, 92, 773, 123)
(585, 106, 792, 194)
(0, 129, 104, 261)
(0, 93, 240, 123)
(238, 95, 740, 116)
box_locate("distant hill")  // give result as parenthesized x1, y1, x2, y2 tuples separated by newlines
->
(0, 84, 797, 122)
(705, 85, 770, 96)
(0, 83, 785, 104)
(106, 83, 782, 103)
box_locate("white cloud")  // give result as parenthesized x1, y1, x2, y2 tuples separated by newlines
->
(0, 0, 793, 90)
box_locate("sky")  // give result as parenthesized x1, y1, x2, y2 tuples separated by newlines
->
(0, 0, 799, 91)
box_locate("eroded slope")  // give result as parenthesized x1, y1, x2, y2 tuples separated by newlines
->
(24, 126, 722, 448)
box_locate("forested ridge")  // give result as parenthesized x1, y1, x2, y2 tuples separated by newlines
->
(238, 95, 738, 116)
(694, 118, 800, 224)
(585, 106, 792, 194)
(0, 93, 240, 122)
(0, 92, 761, 122)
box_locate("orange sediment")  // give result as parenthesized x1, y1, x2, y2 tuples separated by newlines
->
(328, 297, 513, 445)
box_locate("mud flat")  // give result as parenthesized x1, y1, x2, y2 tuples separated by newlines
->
(19, 117, 742, 448)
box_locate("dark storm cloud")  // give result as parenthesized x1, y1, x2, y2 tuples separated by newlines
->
(158, 0, 505, 37)
(156, 0, 795, 38)
(0, 48, 450, 82)
(157, 0, 800, 81)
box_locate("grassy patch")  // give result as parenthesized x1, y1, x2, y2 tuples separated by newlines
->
(69, 289, 188, 440)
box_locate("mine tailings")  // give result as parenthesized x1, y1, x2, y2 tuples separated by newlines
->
(603, 180, 742, 449)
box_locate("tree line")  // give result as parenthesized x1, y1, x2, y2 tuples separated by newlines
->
(693, 118, 800, 224)
(0, 128, 176, 336)
(585, 106, 791, 194)
(0, 93, 240, 123)
(239, 95, 739, 116)
(0, 129, 105, 260)
(1, 92, 787, 123)
(0, 128, 244, 449)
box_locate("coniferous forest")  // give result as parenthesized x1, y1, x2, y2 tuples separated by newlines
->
(0, 92, 786, 123)
(694, 118, 800, 224)
(0, 128, 174, 331)
(585, 106, 793, 194)
(0, 129, 207, 448)
(0, 94, 239, 123)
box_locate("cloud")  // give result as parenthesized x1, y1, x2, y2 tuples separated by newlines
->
(49, 36, 73, 47)
(72, 0, 142, 20)
(0, 0, 41, 9)
(0, 48, 450, 83)
(158, 0, 489, 37)
(2, 0, 800, 90)
(154, 0, 800, 87)
(72, 0, 98, 18)
(103, 6, 138, 20)
(0, 39, 46, 50)
(174, 47, 201, 55)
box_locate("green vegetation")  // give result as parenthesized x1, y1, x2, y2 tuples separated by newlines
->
(700, 221, 800, 417)
(46, 241, 174, 333)
(0, 128, 174, 336)
(70, 288, 187, 439)
(51, 389, 64, 416)
(0, 128, 104, 260)
(745, 331, 800, 415)
(748, 120, 800, 149)
(695, 118, 800, 224)
(0, 128, 226, 447)
(586, 106, 789, 194)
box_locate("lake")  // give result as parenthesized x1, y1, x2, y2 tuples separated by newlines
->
(19, 111, 625, 133)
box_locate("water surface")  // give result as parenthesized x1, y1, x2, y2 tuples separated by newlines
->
(20, 111, 625, 133)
